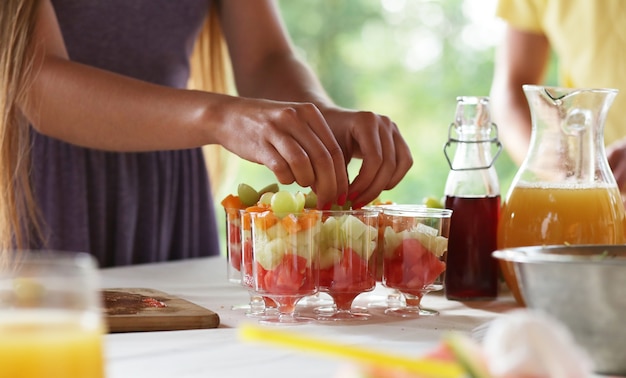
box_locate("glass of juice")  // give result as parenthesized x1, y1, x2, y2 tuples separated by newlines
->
(381, 207, 452, 317)
(0, 251, 105, 378)
(315, 209, 378, 321)
(250, 209, 322, 325)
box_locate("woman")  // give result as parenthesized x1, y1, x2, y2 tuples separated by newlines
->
(0, 0, 412, 267)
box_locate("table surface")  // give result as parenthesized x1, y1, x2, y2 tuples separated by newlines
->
(101, 256, 519, 378)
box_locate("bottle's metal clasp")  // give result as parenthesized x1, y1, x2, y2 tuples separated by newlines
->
(443, 122, 502, 171)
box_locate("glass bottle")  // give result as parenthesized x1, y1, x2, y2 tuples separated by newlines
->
(443, 96, 501, 301)
(498, 85, 626, 305)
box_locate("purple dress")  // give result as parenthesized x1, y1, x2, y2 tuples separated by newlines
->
(32, 0, 220, 267)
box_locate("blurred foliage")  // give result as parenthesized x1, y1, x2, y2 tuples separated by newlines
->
(215, 0, 557, 213)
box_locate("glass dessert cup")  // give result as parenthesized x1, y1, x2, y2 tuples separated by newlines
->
(225, 207, 244, 284)
(224, 208, 269, 314)
(250, 210, 321, 325)
(365, 205, 423, 310)
(315, 209, 378, 321)
(381, 207, 452, 317)
(238, 210, 278, 319)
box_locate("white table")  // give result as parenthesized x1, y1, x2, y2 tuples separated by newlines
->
(102, 256, 518, 378)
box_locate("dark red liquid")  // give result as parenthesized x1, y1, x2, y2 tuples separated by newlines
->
(444, 195, 500, 300)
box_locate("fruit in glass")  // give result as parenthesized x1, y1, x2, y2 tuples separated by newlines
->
(240, 208, 277, 316)
(221, 182, 280, 284)
(316, 210, 378, 320)
(381, 207, 451, 317)
(223, 202, 244, 284)
(250, 206, 321, 325)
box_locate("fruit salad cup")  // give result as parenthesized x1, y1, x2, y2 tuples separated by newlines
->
(381, 207, 452, 317)
(250, 209, 322, 325)
(316, 209, 379, 321)
(221, 195, 246, 284)
(221, 183, 281, 284)
(240, 209, 278, 318)
(364, 204, 425, 310)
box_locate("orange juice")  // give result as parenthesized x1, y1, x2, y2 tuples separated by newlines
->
(0, 310, 105, 378)
(498, 182, 625, 304)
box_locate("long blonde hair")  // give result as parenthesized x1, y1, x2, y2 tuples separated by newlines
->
(0, 0, 42, 252)
(188, 3, 236, 197)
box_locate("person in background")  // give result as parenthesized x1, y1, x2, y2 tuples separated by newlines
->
(489, 0, 626, 190)
(0, 0, 412, 267)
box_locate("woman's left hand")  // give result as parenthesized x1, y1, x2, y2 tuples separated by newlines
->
(320, 107, 413, 208)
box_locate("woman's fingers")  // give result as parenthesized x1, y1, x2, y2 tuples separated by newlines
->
(216, 99, 348, 206)
(322, 109, 413, 208)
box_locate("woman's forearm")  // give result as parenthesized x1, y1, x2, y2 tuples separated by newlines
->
(25, 55, 225, 152)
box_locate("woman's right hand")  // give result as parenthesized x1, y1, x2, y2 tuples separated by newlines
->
(209, 95, 349, 209)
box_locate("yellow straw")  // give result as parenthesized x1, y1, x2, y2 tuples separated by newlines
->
(238, 323, 466, 378)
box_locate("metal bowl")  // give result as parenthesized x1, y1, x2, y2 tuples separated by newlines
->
(493, 245, 626, 376)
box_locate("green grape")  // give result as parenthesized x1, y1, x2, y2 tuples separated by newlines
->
(238, 183, 260, 207)
(294, 191, 305, 212)
(258, 192, 274, 206)
(304, 190, 318, 209)
(258, 183, 279, 195)
(270, 191, 298, 216)
(423, 196, 444, 209)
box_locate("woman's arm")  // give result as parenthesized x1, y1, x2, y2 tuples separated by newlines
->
(490, 26, 551, 165)
(23, 0, 351, 207)
(25, 0, 225, 151)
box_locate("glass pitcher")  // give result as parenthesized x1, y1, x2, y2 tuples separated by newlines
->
(498, 85, 626, 305)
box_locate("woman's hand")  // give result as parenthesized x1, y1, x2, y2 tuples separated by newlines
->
(211, 96, 349, 209)
(319, 106, 413, 208)
(216, 0, 412, 207)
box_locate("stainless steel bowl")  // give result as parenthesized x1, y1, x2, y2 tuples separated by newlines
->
(493, 245, 626, 376)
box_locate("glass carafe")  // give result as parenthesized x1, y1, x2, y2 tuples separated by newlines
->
(498, 85, 626, 305)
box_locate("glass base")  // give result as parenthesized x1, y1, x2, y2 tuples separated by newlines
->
(230, 303, 250, 311)
(259, 314, 315, 326)
(245, 307, 279, 319)
(367, 297, 405, 309)
(384, 306, 439, 317)
(316, 308, 370, 321)
(297, 293, 334, 308)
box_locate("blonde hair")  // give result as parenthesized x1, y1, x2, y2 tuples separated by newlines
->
(0, 0, 42, 252)
(188, 3, 237, 197)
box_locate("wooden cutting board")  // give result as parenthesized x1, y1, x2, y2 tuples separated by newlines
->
(103, 288, 220, 333)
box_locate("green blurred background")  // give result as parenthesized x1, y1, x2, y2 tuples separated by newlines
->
(213, 0, 557, 253)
